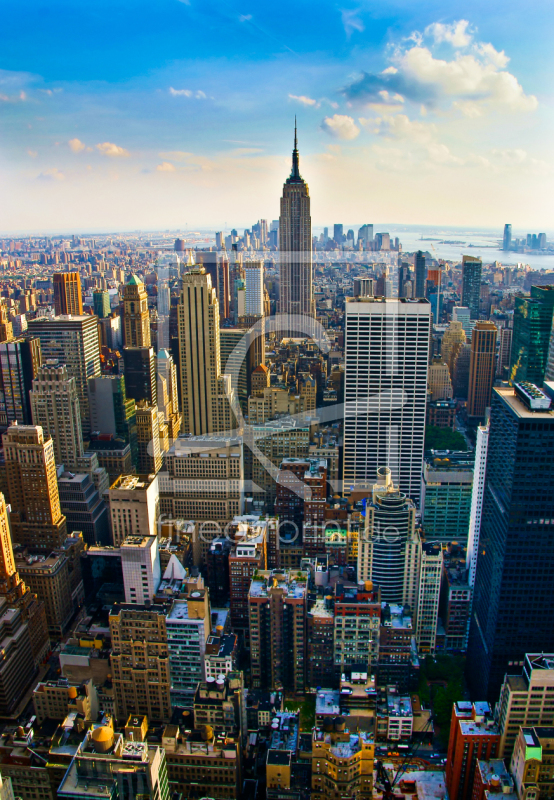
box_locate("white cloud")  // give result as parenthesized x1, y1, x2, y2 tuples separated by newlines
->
(19, 90, 27, 101)
(341, 9, 364, 37)
(321, 114, 360, 140)
(425, 20, 473, 48)
(475, 42, 509, 69)
(169, 87, 207, 99)
(156, 162, 176, 172)
(37, 167, 64, 181)
(289, 94, 319, 107)
(27, 149, 38, 158)
(169, 87, 192, 97)
(239, 14, 252, 21)
(396, 46, 538, 112)
(96, 142, 130, 158)
(360, 114, 436, 144)
(68, 138, 86, 153)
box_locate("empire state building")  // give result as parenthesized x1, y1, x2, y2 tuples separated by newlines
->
(279, 121, 315, 329)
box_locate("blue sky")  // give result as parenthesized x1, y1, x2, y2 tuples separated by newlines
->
(1, 0, 553, 233)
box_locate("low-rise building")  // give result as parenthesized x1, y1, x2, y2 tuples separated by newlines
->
(33, 678, 98, 724)
(193, 671, 244, 738)
(162, 725, 240, 800)
(205, 633, 238, 680)
(311, 718, 374, 800)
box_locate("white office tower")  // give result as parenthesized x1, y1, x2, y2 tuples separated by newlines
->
(358, 467, 421, 608)
(466, 421, 489, 586)
(244, 261, 264, 316)
(30, 361, 84, 470)
(415, 542, 443, 656)
(121, 534, 161, 605)
(343, 297, 431, 507)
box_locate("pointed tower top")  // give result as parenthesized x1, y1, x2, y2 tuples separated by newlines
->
(289, 117, 302, 182)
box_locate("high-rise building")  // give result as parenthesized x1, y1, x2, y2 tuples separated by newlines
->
(88, 375, 137, 452)
(0, 337, 41, 426)
(333, 224, 344, 243)
(249, 569, 307, 694)
(136, 402, 162, 475)
(178, 268, 234, 435)
(421, 453, 474, 545)
(511, 285, 554, 386)
(53, 272, 83, 316)
(503, 223, 512, 251)
(466, 422, 489, 587)
(279, 123, 314, 327)
(468, 385, 554, 701)
(496, 326, 513, 377)
(30, 362, 84, 470)
(109, 602, 172, 723)
(453, 343, 471, 399)
(121, 534, 161, 606)
(27, 315, 101, 438)
(441, 320, 467, 377)
(468, 321, 497, 419)
(334, 583, 381, 678)
(93, 289, 110, 319)
(415, 541, 443, 655)
(123, 274, 151, 347)
(461, 255, 482, 320)
(156, 349, 181, 441)
(358, 224, 373, 245)
(229, 517, 267, 634)
(428, 358, 453, 401)
(17, 551, 74, 637)
(244, 260, 264, 316)
(0, 492, 49, 666)
(160, 435, 243, 531)
(0, 301, 13, 344)
(342, 297, 431, 506)
(415, 251, 426, 299)
(3, 424, 67, 550)
(58, 470, 110, 546)
(445, 701, 499, 800)
(166, 585, 211, 704)
(496, 654, 554, 759)
(122, 345, 157, 407)
(452, 306, 475, 341)
(0, 599, 35, 716)
(358, 468, 421, 607)
(109, 474, 159, 546)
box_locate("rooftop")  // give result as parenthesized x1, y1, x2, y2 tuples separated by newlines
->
(249, 570, 307, 600)
(496, 386, 554, 420)
(316, 690, 340, 717)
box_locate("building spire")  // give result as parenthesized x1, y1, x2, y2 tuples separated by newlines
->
(290, 116, 301, 180)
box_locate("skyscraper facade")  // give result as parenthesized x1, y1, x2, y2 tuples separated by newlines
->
(123, 275, 151, 347)
(30, 362, 84, 470)
(0, 337, 41, 426)
(93, 289, 110, 319)
(27, 315, 101, 438)
(467, 321, 497, 419)
(468, 385, 554, 701)
(343, 297, 431, 506)
(3, 424, 67, 551)
(358, 468, 420, 608)
(461, 255, 482, 320)
(279, 124, 314, 327)
(177, 268, 234, 435)
(415, 251, 426, 299)
(510, 285, 554, 386)
(243, 261, 264, 316)
(503, 224, 512, 251)
(122, 346, 157, 407)
(53, 272, 83, 316)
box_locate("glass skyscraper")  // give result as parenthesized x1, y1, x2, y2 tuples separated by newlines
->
(461, 255, 482, 320)
(467, 384, 554, 701)
(510, 285, 554, 386)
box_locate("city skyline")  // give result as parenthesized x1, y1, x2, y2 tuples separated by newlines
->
(1, 1, 553, 232)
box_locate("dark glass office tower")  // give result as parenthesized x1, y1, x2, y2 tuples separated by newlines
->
(467, 384, 554, 702)
(122, 346, 157, 406)
(510, 285, 554, 386)
(415, 251, 426, 299)
(462, 255, 482, 320)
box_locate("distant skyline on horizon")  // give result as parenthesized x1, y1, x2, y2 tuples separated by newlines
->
(1, 0, 553, 232)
